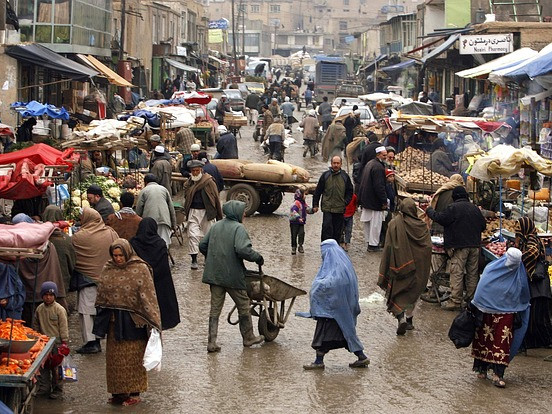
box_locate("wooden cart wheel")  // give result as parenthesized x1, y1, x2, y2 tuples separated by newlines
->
(227, 184, 260, 216)
(258, 307, 280, 342)
(256, 191, 283, 214)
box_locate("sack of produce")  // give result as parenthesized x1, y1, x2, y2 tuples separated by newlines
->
(292, 166, 310, 183)
(242, 163, 289, 183)
(210, 159, 244, 179)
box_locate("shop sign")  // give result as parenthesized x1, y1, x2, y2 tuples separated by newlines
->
(459, 34, 513, 54)
(209, 19, 229, 30)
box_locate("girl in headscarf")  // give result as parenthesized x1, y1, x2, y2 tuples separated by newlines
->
(72, 208, 118, 354)
(378, 198, 432, 335)
(300, 239, 369, 369)
(515, 217, 552, 349)
(93, 239, 161, 406)
(131, 218, 180, 330)
(471, 248, 530, 388)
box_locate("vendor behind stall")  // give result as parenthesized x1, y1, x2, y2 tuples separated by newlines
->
(426, 138, 457, 178)
(16, 117, 37, 142)
(87, 185, 115, 223)
(150, 146, 172, 194)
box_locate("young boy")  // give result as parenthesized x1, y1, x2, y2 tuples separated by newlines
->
(342, 193, 358, 252)
(33, 281, 69, 399)
(289, 189, 313, 255)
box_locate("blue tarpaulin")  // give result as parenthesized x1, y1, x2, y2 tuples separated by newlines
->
(11, 100, 70, 120)
(526, 43, 552, 78)
(380, 59, 417, 73)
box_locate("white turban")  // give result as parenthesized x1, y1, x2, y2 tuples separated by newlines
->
(375, 146, 386, 154)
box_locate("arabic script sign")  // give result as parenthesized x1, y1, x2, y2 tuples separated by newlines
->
(459, 34, 514, 54)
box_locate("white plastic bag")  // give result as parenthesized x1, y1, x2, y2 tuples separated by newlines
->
(143, 328, 162, 371)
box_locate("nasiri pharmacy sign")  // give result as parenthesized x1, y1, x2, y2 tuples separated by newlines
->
(459, 34, 513, 54)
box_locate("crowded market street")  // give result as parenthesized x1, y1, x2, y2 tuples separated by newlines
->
(33, 119, 552, 414)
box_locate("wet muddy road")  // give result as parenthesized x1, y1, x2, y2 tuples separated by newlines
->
(37, 115, 552, 413)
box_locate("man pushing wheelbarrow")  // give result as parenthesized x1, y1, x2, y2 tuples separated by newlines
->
(199, 200, 265, 352)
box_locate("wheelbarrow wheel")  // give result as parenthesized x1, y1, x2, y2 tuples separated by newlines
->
(258, 307, 280, 342)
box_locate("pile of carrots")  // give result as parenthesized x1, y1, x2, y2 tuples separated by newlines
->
(0, 319, 49, 375)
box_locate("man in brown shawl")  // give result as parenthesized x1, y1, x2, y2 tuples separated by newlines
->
(105, 192, 142, 241)
(425, 174, 464, 233)
(72, 208, 119, 354)
(378, 198, 432, 335)
(183, 159, 223, 270)
(322, 119, 346, 162)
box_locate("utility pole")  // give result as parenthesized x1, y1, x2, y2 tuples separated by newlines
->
(241, 2, 245, 59)
(231, 0, 238, 75)
(0, 0, 6, 42)
(119, 0, 126, 60)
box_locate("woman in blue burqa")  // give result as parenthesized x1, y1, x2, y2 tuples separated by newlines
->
(471, 247, 530, 388)
(300, 239, 369, 369)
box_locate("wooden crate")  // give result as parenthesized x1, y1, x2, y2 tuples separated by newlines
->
(395, 174, 440, 193)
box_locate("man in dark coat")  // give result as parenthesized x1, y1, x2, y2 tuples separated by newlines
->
(197, 151, 224, 192)
(86, 185, 114, 223)
(313, 156, 353, 243)
(343, 108, 361, 145)
(358, 146, 388, 251)
(200, 201, 264, 352)
(426, 186, 486, 310)
(216, 125, 238, 159)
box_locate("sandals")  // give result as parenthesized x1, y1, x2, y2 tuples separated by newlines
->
(122, 396, 141, 406)
(492, 375, 506, 388)
(477, 372, 487, 380)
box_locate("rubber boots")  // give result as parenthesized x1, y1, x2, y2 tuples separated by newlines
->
(207, 317, 221, 353)
(238, 315, 264, 347)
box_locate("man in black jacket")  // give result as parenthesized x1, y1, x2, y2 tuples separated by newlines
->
(216, 126, 238, 159)
(426, 186, 486, 311)
(358, 146, 388, 251)
(313, 156, 353, 243)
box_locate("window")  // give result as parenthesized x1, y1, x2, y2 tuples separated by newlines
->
(343, 0, 349, 4)
(270, 5, 280, 13)
(339, 21, 347, 31)
(238, 4, 246, 12)
(244, 33, 259, 47)
(251, 4, 260, 13)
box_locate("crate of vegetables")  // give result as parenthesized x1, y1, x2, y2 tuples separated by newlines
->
(483, 241, 507, 261)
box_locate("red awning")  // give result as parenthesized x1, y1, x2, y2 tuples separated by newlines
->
(0, 143, 78, 170)
(0, 159, 52, 200)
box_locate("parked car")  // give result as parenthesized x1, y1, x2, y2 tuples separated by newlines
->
(331, 97, 366, 116)
(222, 89, 245, 112)
(244, 82, 265, 95)
(334, 105, 375, 125)
(228, 83, 250, 99)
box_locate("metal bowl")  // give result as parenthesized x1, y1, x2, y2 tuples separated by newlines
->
(0, 336, 38, 353)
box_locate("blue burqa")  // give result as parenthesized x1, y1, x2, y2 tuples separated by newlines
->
(472, 248, 530, 361)
(0, 263, 25, 321)
(297, 239, 364, 352)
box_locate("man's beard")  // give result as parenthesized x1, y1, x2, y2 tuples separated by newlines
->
(191, 172, 203, 182)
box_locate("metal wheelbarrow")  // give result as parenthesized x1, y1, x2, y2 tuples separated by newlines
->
(227, 266, 306, 341)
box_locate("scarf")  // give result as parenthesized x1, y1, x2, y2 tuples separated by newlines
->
(42, 205, 64, 222)
(515, 217, 544, 278)
(430, 174, 464, 209)
(96, 238, 161, 331)
(72, 207, 119, 282)
(114, 207, 137, 220)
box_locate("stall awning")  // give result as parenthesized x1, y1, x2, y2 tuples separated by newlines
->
(359, 54, 387, 73)
(456, 48, 538, 79)
(380, 59, 417, 74)
(209, 55, 229, 66)
(421, 34, 460, 65)
(523, 43, 552, 79)
(165, 58, 200, 73)
(6, 44, 98, 81)
(77, 54, 134, 87)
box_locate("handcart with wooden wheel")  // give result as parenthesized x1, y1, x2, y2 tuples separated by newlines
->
(227, 266, 306, 341)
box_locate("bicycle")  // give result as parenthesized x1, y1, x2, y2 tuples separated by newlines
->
(420, 237, 451, 304)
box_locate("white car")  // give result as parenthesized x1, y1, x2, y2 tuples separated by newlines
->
(335, 106, 375, 125)
(331, 97, 366, 117)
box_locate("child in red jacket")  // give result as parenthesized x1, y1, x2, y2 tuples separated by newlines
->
(343, 193, 357, 251)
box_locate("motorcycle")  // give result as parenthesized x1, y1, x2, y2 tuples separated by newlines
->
(253, 114, 264, 142)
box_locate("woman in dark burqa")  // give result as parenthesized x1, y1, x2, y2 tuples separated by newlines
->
(130, 218, 180, 330)
(514, 217, 552, 349)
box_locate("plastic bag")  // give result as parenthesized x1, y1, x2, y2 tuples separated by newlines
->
(143, 328, 162, 371)
(59, 354, 78, 382)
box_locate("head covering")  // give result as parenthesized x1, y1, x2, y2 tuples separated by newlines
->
(40, 281, 58, 298)
(354, 109, 361, 115)
(150, 134, 161, 142)
(452, 186, 468, 201)
(154, 145, 165, 154)
(433, 138, 445, 151)
(190, 143, 201, 151)
(187, 159, 205, 169)
(302, 239, 363, 352)
(430, 174, 464, 209)
(72, 207, 119, 282)
(218, 125, 228, 134)
(472, 247, 530, 360)
(366, 132, 378, 143)
(223, 200, 245, 223)
(96, 238, 161, 331)
(12, 213, 34, 224)
(87, 184, 103, 197)
(285, 97, 290, 102)
(516, 217, 545, 277)
(386, 146, 396, 153)
(144, 173, 158, 184)
(0, 264, 24, 320)
(130, 218, 180, 330)
(294, 189, 305, 200)
(42, 205, 63, 223)
(385, 169, 395, 177)
(308, 109, 316, 117)
(375, 146, 386, 154)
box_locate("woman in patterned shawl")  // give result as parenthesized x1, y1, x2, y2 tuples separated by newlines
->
(92, 239, 161, 406)
(515, 217, 552, 349)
